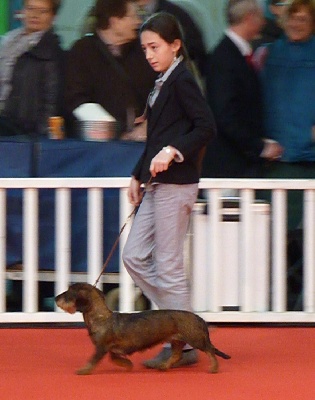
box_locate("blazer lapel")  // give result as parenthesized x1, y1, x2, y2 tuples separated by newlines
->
(148, 62, 185, 132)
(148, 84, 169, 131)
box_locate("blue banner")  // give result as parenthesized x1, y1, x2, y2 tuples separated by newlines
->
(2, 139, 145, 273)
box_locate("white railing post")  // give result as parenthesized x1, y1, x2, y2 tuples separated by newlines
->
(119, 188, 135, 312)
(303, 190, 315, 312)
(239, 189, 255, 312)
(55, 188, 71, 300)
(253, 201, 270, 312)
(23, 188, 38, 313)
(0, 189, 6, 312)
(87, 188, 103, 286)
(191, 201, 208, 311)
(207, 189, 221, 312)
(272, 189, 287, 312)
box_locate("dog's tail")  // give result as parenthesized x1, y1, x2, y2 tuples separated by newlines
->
(214, 347, 231, 359)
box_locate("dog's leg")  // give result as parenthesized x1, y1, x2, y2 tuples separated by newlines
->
(76, 347, 107, 375)
(205, 345, 218, 374)
(157, 341, 184, 371)
(109, 352, 133, 371)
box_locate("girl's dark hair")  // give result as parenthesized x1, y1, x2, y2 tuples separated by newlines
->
(139, 12, 188, 59)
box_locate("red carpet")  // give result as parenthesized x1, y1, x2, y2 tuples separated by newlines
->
(0, 327, 314, 400)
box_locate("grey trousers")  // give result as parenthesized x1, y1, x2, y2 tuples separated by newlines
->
(122, 183, 198, 311)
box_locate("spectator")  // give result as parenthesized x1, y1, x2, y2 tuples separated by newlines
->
(261, 0, 315, 230)
(252, 0, 289, 50)
(64, 0, 157, 140)
(0, 0, 64, 138)
(202, 0, 282, 181)
(135, 0, 207, 75)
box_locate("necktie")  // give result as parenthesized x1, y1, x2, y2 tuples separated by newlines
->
(245, 52, 255, 69)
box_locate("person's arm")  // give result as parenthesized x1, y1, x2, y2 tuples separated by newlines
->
(40, 54, 64, 134)
(64, 40, 94, 114)
(38, 31, 64, 135)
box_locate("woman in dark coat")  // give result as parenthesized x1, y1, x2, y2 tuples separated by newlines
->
(0, 0, 64, 138)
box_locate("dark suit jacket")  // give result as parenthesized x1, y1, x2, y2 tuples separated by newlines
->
(202, 35, 265, 178)
(133, 62, 216, 184)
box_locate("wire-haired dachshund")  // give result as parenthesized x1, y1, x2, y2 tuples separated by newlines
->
(55, 283, 230, 374)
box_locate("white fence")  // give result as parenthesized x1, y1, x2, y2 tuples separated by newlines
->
(1, 177, 315, 324)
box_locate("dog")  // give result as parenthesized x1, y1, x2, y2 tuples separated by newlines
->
(55, 283, 230, 374)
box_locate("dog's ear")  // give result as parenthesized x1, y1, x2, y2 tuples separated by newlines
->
(75, 289, 91, 313)
(75, 297, 90, 312)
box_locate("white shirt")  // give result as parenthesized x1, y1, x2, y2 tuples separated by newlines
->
(225, 28, 252, 56)
(148, 55, 183, 107)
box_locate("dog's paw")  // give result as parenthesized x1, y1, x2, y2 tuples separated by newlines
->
(156, 363, 169, 371)
(76, 366, 93, 375)
(209, 365, 218, 374)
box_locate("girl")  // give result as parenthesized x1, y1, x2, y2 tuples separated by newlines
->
(122, 12, 216, 368)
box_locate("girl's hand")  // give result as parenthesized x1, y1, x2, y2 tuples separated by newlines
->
(149, 146, 176, 177)
(128, 176, 142, 206)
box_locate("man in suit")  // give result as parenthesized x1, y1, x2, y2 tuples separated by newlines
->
(202, 0, 282, 179)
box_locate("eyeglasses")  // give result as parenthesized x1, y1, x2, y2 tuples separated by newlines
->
(25, 6, 52, 15)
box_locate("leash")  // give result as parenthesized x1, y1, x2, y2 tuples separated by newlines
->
(93, 175, 153, 287)
(93, 206, 137, 287)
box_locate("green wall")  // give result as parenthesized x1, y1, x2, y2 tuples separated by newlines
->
(0, 0, 9, 35)
(55, 0, 265, 51)
(54, 0, 227, 50)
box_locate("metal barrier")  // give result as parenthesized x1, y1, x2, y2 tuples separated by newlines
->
(1, 177, 315, 324)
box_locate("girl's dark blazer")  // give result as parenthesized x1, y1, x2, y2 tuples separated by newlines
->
(132, 61, 216, 184)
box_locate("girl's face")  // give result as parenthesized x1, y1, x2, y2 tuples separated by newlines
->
(141, 30, 181, 73)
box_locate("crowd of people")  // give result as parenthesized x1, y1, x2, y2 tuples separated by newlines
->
(1, 0, 315, 365)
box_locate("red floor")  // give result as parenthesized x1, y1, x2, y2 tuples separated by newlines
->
(0, 326, 314, 400)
